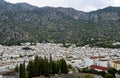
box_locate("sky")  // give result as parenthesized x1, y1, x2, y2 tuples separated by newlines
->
(5, 0, 120, 12)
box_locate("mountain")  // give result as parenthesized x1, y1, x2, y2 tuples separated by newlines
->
(56, 6, 120, 22)
(0, 0, 120, 47)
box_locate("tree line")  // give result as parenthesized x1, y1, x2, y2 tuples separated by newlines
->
(18, 54, 68, 78)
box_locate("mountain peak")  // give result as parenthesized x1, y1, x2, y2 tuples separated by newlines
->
(89, 6, 120, 14)
(15, 3, 38, 10)
(102, 6, 120, 10)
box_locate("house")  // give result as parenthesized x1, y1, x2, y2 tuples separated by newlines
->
(89, 65, 108, 71)
(111, 60, 120, 70)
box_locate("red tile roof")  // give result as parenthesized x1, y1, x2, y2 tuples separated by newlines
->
(89, 56, 105, 59)
(89, 65, 108, 71)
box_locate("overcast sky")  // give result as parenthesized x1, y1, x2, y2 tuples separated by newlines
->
(5, 0, 120, 12)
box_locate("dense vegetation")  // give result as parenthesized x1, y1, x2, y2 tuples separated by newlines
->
(0, 0, 120, 48)
(18, 55, 68, 78)
(17, 59, 120, 78)
(79, 67, 118, 78)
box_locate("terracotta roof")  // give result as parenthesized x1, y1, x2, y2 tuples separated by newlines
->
(89, 65, 108, 71)
(89, 56, 105, 59)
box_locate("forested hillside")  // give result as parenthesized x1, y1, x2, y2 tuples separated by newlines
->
(0, 0, 120, 47)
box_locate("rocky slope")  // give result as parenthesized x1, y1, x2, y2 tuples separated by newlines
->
(0, 0, 120, 46)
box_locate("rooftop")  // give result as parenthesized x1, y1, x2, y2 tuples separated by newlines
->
(112, 60, 120, 64)
(90, 65, 108, 71)
(89, 56, 105, 59)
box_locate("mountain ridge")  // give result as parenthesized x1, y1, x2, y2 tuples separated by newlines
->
(0, 0, 120, 47)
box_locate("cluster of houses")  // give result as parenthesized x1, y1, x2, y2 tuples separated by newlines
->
(0, 43, 120, 77)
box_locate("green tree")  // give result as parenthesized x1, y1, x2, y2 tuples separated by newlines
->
(23, 62, 26, 78)
(49, 54, 59, 75)
(14, 64, 19, 72)
(26, 56, 69, 78)
(51, 61, 57, 74)
(20, 63, 26, 78)
(60, 58, 68, 74)
(89, 68, 98, 74)
(34, 55, 40, 76)
(20, 64, 23, 78)
(108, 67, 117, 77)
(99, 71, 106, 77)
(84, 74, 93, 78)
(49, 53, 53, 74)
(81, 67, 89, 73)
(77, 75, 81, 78)
(41, 57, 50, 77)
(27, 61, 34, 78)
(56, 60, 61, 74)
(68, 64, 73, 69)
(118, 70, 120, 75)
(104, 73, 114, 78)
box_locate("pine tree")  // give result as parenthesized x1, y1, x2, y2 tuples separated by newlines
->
(60, 58, 68, 74)
(55, 61, 59, 74)
(27, 61, 34, 78)
(20, 64, 23, 78)
(26, 56, 69, 78)
(52, 61, 57, 74)
(14, 64, 19, 72)
(39, 57, 42, 76)
(34, 55, 40, 76)
(41, 57, 50, 77)
(49, 53, 53, 74)
(20, 63, 26, 78)
(56, 60, 61, 74)
(23, 62, 26, 78)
